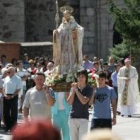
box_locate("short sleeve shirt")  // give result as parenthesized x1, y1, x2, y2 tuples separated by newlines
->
(93, 85, 117, 119)
(23, 87, 54, 119)
(70, 85, 93, 119)
(3, 75, 22, 94)
(0, 76, 3, 89)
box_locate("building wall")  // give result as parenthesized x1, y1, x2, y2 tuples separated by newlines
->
(24, 0, 81, 42)
(80, 0, 95, 58)
(0, 0, 126, 60)
(21, 43, 52, 59)
(24, 0, 56, 42)
(0, 0, 25, 42)
(0, 43, 21, 62)
(94, 0, 125, 60)
(80, 0, 125, 60)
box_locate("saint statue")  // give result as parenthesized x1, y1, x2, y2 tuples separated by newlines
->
(53, 6, 84, 74)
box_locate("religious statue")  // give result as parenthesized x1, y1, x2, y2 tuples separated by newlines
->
(53, 6, 84, 74)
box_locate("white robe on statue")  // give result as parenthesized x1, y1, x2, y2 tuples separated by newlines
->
(53, 16, 84, 74)
(117, 66, 140, 116)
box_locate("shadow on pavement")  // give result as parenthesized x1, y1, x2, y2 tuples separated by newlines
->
(132, 114, 140, 118)
(0, 135, 5, 140)
(0, 128, 11, 135)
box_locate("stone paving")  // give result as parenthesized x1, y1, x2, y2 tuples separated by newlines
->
(0, 103, 140, 140)
(113, 102, 140, 140)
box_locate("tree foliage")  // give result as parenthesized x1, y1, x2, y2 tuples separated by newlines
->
(109, 0, 140, 47)
(109, 42, 130, 61)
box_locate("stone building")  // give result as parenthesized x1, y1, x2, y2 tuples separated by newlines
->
(0, 0, 125, 60)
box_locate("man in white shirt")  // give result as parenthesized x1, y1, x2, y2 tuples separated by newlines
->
(3, 66, 22, 131)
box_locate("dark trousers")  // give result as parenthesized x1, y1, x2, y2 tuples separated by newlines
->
(91, 119, 112, 130)
(3, 96, 18, 130)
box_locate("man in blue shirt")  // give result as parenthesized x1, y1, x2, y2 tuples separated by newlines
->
(89, 71, 117, 130)
(111, 64, 121, 104)
(83, 54, 93, 70)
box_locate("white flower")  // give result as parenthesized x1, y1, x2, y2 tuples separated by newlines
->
(88, 78, 92, 83)
(66, 78, 71, 83)
(59, 74, 63, 79)
(87, 69, 91, 73)
(71, 76, 75, 82)
(52, 66, 59, 74)
(74, 73, 77, 78)
(31, 75, 35, 79)
(93, 74, 99, 79)
(67, 73, 73, 77)
(88, 73, 92, 76)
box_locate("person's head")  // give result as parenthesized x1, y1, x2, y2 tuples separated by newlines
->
(100, 59, 104, 64)
(40, 60, 45, 67)
(94, 62, 99, 69)
(93, 56, 99, 62)
(34, 56, 39, 62)
(77, 69, 88, 85)
(97, 71, 107, 87)
(49, 60, 54, 65)
(103, 62, 108, 71)
(83, 54, 89, 62)
(11, 58, 17, 66)
(124, 58, 131, 67)
(47, 62, 54, 70)
(17, 60, 24, 69)
(7, 66, 16, 78)
(39, 57, 44, 62)
(44, 57, 49, 66)
(82, 129, 122, 140)
(12, 119, 61, 140)
(1, 67, 8, 78)
(117, 58, 124, 67)
(1, 54, 6, 62)
(36, 62, 42, 69)
(6, 63, 13, 69)
(108, 57, 114, 65)
(34, 72, 45, 87)
(29, 59, 35, 68)
(24, 53, 29, 61)
(115, 64, 121, 72)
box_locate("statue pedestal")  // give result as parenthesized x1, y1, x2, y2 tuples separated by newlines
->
(51, 83, 71, 92)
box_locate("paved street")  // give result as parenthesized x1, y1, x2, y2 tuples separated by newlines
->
(112, 102, 140, 140)
(0, 103, 140, 140)
(0, 114, 24, 140)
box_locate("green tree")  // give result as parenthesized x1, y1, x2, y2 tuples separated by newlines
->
(109, 42, 130, 61)
(109, 0, 140, 47)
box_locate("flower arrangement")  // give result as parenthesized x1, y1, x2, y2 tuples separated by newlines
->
(88, 71, 98, 88)
(45, 72, 76, 86)
(45, 71, 76, 92)
(45, 68, 98, 92)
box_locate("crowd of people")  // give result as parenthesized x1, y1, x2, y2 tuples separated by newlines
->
(0, 53, 139, 140)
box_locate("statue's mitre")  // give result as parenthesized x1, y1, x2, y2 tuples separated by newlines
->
(60, 6, 74, 13)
